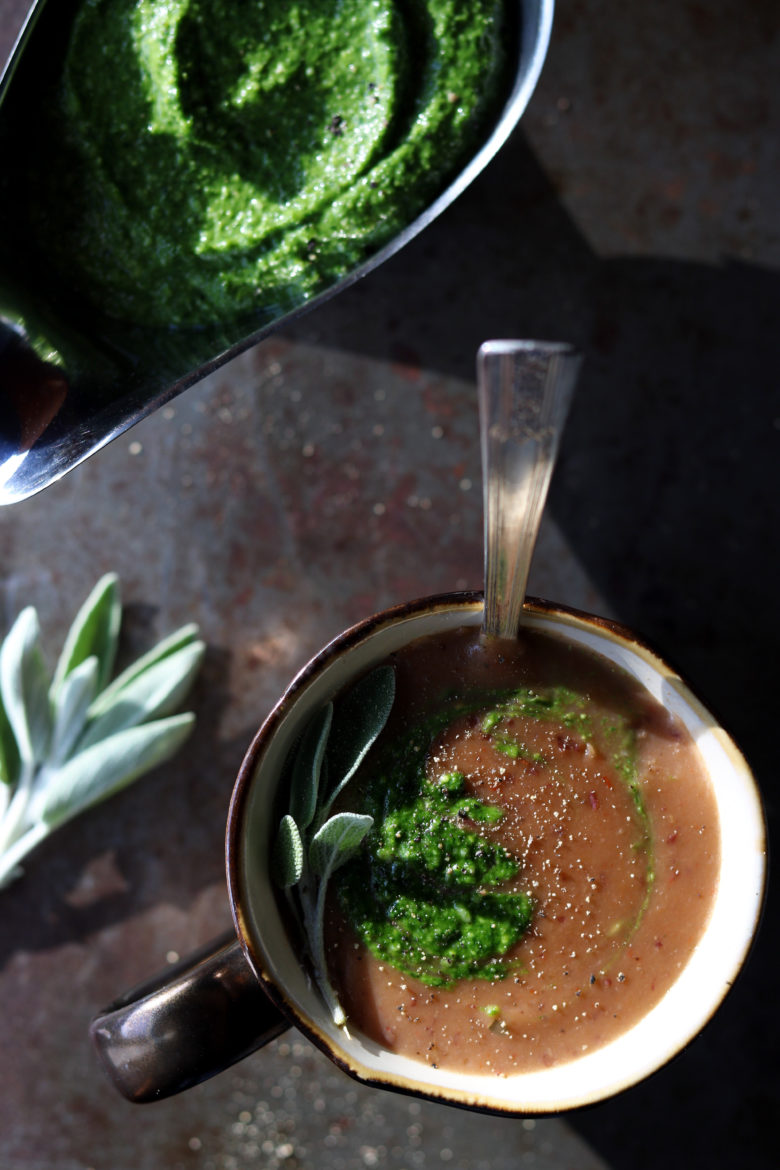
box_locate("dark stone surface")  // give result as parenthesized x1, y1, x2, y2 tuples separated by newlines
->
(0, 1, 777, 1167)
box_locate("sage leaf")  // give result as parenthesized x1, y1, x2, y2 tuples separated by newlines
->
(0, 683, 20, 788)
(0, 607, 52, 770)
(76, 640, 204, 751)
(271, 664, 394, 1029)
(272, 814, 304, 889)
(87, 622, 201, 719)
(324, 665, 395, 809)
(289, 703, 332, 830)
(0, 577, 203, 889)
(48, 656, 99, 766)
(37, 712, 195, 829)
(50, 573, 121, 698)
(309, 812, 374, 879)
(305, 811, 373, 1031)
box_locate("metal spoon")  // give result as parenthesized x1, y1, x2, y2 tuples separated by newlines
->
(478, 339, 582, 640)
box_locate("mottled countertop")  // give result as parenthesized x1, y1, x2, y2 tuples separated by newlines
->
(1, 2, 778, 1168)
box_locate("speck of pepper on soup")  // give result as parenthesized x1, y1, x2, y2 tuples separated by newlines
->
(325, 625, 720, 1074)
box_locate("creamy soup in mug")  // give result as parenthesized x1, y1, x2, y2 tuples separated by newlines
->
(318, 626, 720, 1075)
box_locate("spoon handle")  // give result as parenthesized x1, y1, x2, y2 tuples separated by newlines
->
(478, 339, 582, 640)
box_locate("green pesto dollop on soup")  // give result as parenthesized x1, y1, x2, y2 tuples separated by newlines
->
(34, 0, 510, 328)
(334, 684, 651, 989)
(336, 760, 534, 988)
(333, 692, 540, 990)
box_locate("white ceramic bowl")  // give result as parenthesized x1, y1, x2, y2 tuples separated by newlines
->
(228, 592, 767, 1115)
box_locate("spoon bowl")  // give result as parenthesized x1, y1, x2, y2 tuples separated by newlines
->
(0, 0, 554, 504)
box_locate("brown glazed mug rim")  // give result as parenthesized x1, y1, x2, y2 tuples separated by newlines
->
(225, 591, 767, 1115)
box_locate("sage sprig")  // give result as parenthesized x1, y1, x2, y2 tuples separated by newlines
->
(0, 573, 204, 888)
(272, 664, 395, 1027)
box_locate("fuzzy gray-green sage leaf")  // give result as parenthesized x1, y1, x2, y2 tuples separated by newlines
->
(272, 813, 304, 889)
(272, 665, 395, 1027)
(0, 574, 204, 888)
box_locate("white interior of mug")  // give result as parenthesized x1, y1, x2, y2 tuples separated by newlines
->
(233, 596, 765, 1114)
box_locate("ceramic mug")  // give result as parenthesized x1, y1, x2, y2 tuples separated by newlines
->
(91, 592, 766, 1112)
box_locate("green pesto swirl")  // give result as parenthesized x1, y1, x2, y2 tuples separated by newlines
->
(335, 701, 536, 989)
(335, 684, 654, 989)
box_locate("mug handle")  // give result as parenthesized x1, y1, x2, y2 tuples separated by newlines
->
(89, 932, 289, 1102)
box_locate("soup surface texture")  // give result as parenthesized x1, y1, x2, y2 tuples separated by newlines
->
(325, 626, 720, 1074)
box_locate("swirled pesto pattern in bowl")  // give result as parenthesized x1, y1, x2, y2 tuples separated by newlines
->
(35, 0, 510, 328)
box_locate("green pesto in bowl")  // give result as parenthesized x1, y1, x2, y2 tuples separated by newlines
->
(14, 0, 512, 329)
